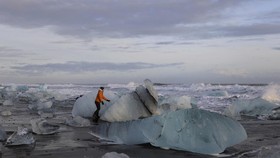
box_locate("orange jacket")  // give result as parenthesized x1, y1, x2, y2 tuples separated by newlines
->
(95, 89, 108, 103)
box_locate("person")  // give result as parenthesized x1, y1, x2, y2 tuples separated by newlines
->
(92, 87, 110, 122)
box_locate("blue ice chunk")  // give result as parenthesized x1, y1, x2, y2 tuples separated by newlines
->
(91, 108, 247, 155)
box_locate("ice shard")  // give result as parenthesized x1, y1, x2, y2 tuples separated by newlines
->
(30, 118, 60, 135)
(91, 108, 247, 155)
(6, 126, 35, 146)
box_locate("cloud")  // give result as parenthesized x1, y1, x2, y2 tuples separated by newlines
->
(11, 61, 183, 74)
(0, 46, 26, 57)
(214, 68, 249, 78)
(273, 47, 280, 51)
(0, 0, 248, 39)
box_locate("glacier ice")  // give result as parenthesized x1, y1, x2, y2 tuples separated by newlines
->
(91, 108, 247, 155)
(6, 126, 35, 146)
(30, 118, 60, 135)
(224, 98, 279, 119)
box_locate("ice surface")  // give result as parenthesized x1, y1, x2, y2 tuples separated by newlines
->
(91, 108, 247, 155)
(6, 126, 35, 146)
(30, 118, 60, 135)
(0, 125, 7, 141)
(101, 92, 151, 122)
(224, 98, 279, 119)
(102, 152, 130, 158)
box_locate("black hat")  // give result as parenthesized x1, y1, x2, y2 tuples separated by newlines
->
(100, 87, 104, 90)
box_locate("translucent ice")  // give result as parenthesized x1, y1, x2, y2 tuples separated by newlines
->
(91, 108, 247, 155)
(30, 118, 60, 135)
(6, 126, 35, 146)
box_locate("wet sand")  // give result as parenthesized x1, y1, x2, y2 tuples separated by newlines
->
(1, 103, 280, 158)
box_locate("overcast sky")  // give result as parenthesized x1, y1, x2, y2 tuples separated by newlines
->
(0, 0, 280, 84)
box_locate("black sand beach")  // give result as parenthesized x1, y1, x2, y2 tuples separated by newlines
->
(1, 102, 280, 158)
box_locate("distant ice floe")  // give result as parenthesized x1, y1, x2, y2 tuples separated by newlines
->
(91, 108, 247, 155)
(6, 126, 35, 146)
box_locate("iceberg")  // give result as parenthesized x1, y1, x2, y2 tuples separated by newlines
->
(91, 108, 247, 155)
(6, 126, 35, 146)
(30, 118, 60, 135)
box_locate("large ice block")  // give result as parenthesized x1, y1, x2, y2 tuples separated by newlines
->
(91, 108, 247, 155)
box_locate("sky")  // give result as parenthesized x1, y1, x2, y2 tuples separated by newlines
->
(0, 0, 280, 84)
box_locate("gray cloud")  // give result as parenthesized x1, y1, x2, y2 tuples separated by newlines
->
(11, 61, 183, 74)
(0, 0, 279, 40)
(273, 47, 280, 50)
(0, 0, 247, 39)
(0, 46, 25, 57)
